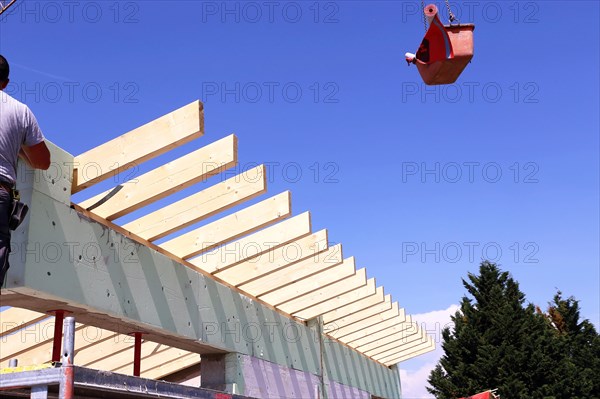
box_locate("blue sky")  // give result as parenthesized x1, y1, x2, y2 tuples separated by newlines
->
(1, 0, 599, 396)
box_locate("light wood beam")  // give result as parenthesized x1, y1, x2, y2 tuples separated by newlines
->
(365, 331, 428, 358)
(192, 212, 312, 274)
(260, 257, 355, 306)
(323, 294, 391, 330)
(79, 135, 237, 220)
(329, 303, 402, 339)
(0, 321, 85, 363)
(111, 346, 194, 376)
(122, 165, 267, 241)
(75, 333, 134, 367)
(85, 340, 167, 371)
(376, 339, 435, 364)
(160, 191, 291, 259)
(342, 313, 408, 347)
(321, 288, 386, 325)
(73, 101, 204, 193)
(0, 308, 48, 337)
(292, 278, 377, 321)
(144, 353, 200, 380)
(12, 326, 118, 367)
(357, 328, 426, 354)
(278, 267, 368, 315)
(238, 244, 342, 296)
(349, 317, 416, 349)
(381, 341, 436, 365)
(214, 230, 328, 287)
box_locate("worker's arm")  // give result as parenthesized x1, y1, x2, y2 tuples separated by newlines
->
(19, 141, 51, 170)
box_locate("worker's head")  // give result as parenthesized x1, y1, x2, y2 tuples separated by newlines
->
(0, 55, 9, 90)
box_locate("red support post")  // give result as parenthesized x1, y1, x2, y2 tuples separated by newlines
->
(133, 332, 143, 377)
(51, 310, 65, 363)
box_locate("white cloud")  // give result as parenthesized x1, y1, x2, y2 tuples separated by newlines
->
(399, 304, 460, 399)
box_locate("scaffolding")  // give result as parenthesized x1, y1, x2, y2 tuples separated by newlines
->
(0, 317, 253, 399)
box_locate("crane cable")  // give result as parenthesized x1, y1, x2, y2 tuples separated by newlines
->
(0, 0, 17, 17)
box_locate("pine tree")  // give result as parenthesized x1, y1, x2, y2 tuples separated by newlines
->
(426, 261, 591, 398)
(543, 292, 600, 397)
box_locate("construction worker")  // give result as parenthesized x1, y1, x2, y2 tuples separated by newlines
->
(0, 54, 51, 285)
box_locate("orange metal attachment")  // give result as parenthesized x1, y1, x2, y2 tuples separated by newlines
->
(415, 23, 475, 85)
(407, 4, 475, 85)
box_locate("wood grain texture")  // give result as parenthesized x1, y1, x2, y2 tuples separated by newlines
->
(214, 230, 328, 287)
(349, 317, 416, 349)
(73, 101, 204, 192)
(278, 267, 367, 314)
(122, 165, 267, 241)
(329, 303, 401, 339)
(238, 244, 342, 296)
(192, 212, 312, 274)
(292, 278, 377, 321)
(260, 256, 354, 306)
(160, 191, 291, 259)
(323, 293, 391, 329)
(78, 134, 237, 220)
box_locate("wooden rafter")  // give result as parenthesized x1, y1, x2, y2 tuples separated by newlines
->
(260, 256, 354, 306)
(323, 293, 391, 329)
(279, 267, 368, 315)
(292, 278, 377, 320)
(376, 339, 435, 364)
(194, 212, 312, 274)
(73, 101, 204, 193)
(160, 191, 291, 259)
(5, 97, 437, 372)
(329, 303, 401, 339)
(357, 328, 426, 354)
(214, 230, 329, 286)
(363, 330, 428, 358)
(350, 317, 416, 349)
(78, 134, 237, 220)
(238, 243, 343, 296)
(122, 165, 267, 241)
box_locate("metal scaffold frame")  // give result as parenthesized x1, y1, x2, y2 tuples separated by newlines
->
(0, 316, 252, 399)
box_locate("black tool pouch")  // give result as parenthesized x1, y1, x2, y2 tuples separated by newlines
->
(9, 189, 29, 231)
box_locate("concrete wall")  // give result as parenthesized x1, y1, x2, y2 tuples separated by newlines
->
(1, 142, 401, 398)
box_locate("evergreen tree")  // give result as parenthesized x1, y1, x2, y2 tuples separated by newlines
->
(427, 261, 599, 398)
(542, 292, 600, 397)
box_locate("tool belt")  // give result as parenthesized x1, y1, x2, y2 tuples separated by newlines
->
(0, 182, 29, 231)
(9, 188, 28, 230)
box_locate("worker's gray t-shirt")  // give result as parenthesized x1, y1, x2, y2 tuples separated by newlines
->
(0, 91, 45, 184)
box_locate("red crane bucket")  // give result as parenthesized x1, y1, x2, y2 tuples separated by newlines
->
(408, 4, 475, 85)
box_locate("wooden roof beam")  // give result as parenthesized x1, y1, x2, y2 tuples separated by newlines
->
(261, 257, 355, 306)
(73, 101, 204, 193)
(78, 134, 237, 220)
(292, 278, 378, 321)
(278, 267, 368, 314)
(323, 294, 392, 330)
(238, 244, 342, 297)
(193, 212, 312, 274)
(214, 230, 328, 287)
(122, 165, 267, 241)
(160, 191, 291, 259)
(328, 303, 402, 340)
